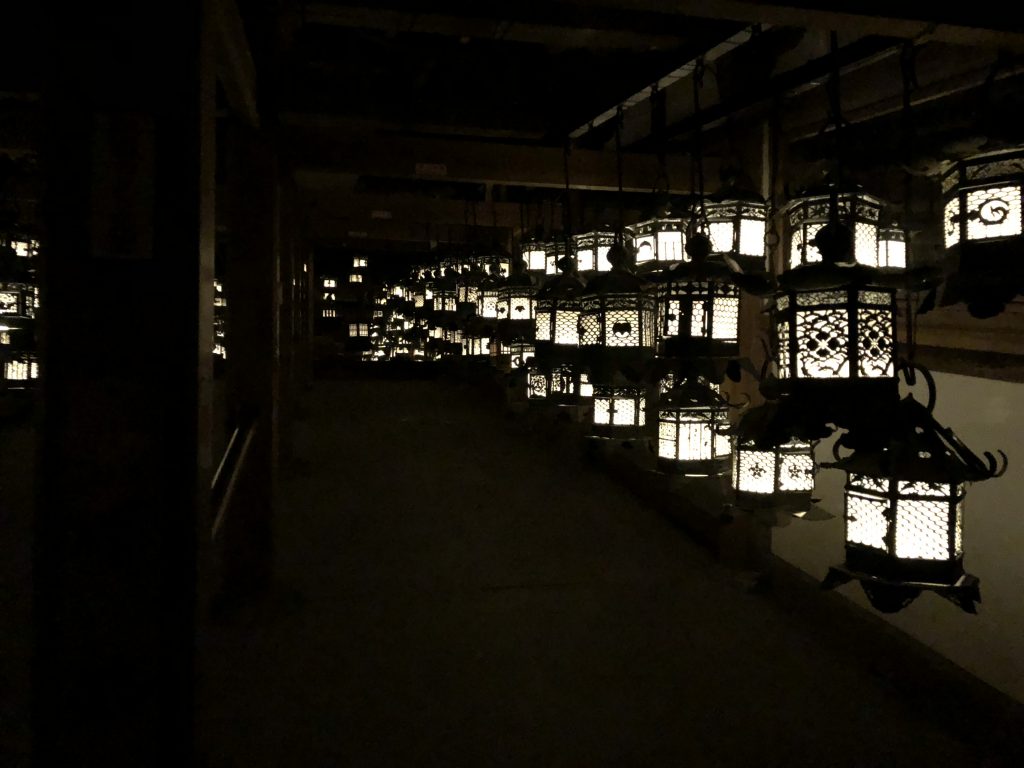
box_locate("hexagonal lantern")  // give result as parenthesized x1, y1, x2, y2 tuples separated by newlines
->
(942, 147, 1024, 317)
(578, 246, 656, 360)
(823, 381, 1007, 614)
(704, 187, 768, 266)
(497, 260, 536, 325)
(655, 257, 740, 359)
(591, 383, 646, 439)
(656, 377, 731, 476)
(431, 269, 459, 316)
(522, 238, 550, 274)
(535, 253, 585, 348)
(727, 399, 826, 516)
(476, 264, 505, 320)
(876, 227, 908, 269)
(526, 362, 581, 405)
(457, 263, 487, 311)
(785, 186, 884, 270)
(627, 214, 687, 267)
(574, 229, 616, 273)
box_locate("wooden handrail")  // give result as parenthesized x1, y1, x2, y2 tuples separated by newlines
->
(210, 411, 258, 540)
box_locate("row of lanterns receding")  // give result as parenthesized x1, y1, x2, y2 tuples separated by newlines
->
(365, 174, 1009, 615)
(0, 236, 40, 391)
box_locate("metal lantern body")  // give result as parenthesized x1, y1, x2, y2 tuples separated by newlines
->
(522, 239, 549, 274)
(535, 267, 585, 349)
(785, 188, 883, 269)
(497, 272, 536, 325)
(627, 216, 687, 267)
(457, 265, 485, 310)
(656, 378, 730, 476)
(3, 351, 39, 388)
(432, 271, 458, 316)
(591, 384, 646, 439)
(727, 400, 825, 515)
(476, 270, 504, 320)
(527, 363, 580, 405)
(824, 393, 1006, 613)
(705, 190, 768, 265)
(655, 258, 739, 358)
(942, 148, 1024, 316)
(0, 282, 34, 318)
(574, 230, 616, 273)
(774, 263, 897, 404)
(579, 273, 656, 353)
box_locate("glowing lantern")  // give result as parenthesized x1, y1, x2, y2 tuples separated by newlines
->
(574, 229, 616, 273)
(476, 265, 504, 319)
(823, 380, 1007, 614)
(656, 377, 730, 476)
(497, 265, 536, 324)
(655, 257, 739, 358)
(704, 188, 768, 265)
(627, 215, 687, 267)
(876, 227, 907, 269)
(522, 238, 550, 273)
(591, 383, 646, 439)
(785, 186, 883, 269)
(942, 147, 1024, 317)
(578, 244, 655, 356)
(535, 254, 585, 347)
(727, 400, 824, 515)
(431, 270, 458, 315)
(527, 363, 580, 405)
(457, 264, 486, 309)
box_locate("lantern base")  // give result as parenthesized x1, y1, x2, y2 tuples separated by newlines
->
(732, 490, 815, 516)
(822, 564, 980, 614)
(656, 456, 731, 477)
(845, 545, 964, 585)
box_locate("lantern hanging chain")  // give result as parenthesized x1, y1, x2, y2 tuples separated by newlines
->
(692, 56, 707, 230)
(563, 138, 573, 260)
(825, 31, 846, 224)
(900, 41, 919, 369)
(615, 104, 625, 243)
(767, 97, 782, 287)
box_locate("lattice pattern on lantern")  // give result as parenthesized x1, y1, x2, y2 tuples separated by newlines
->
(779, 445, 815, 491)
(786, 192, 882, 269)
(627, 218, 686, 263)
(575, 231, 616, 272)
(794, 308, 850, 378)
(551, 365, 577, 397)
(705, 199, 768, 258)
(857, 307, 894, 378)
(594, 387, 645, 427)
(847, 489, 889, 551)
(553, 308, 580, 345)
(0, 291, 19, 315)
(535, 309, 552, 341)
(464, 337, 490, 356)
(580, 295, 655, 349)
(734, 448, 776, 494)
(658, 408, 729, 463)
(460, 285, 481, 305)
(528, 370, 548, 399)
(964, 186, 1023, 241)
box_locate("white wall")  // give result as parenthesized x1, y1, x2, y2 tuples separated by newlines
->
(772, 372, 1024, 703)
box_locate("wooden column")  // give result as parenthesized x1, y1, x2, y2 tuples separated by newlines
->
(36, 1, 215, 764)
(219, 123, 280, 599)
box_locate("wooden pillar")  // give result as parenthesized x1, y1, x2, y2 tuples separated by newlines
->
(35, 1, 215, 764)
(219, 123, 280, 599)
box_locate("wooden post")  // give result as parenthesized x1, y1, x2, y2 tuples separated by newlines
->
(36, 1, 215, 763)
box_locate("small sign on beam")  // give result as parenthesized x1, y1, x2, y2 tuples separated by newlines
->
(371, 210, 393, 220)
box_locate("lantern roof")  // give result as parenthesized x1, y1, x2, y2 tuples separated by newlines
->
(581, 241, 646, 296)
(537, 252, 585, 299)
(504, 257, 535, 289)
(727, 398, 835, 447)
(828, 393, 1007, 485)
(660, 376, 727, 410)
(656, 253, 733, 285)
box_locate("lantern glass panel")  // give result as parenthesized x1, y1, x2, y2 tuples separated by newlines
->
(479, 292, 500, 318)
(525, 248, 547, 271)
(877, 231, 907, 269)
(508, 293, 534, 320)
(794, 307, 851, 378)
(658, 410, 729, 462)
(634, 234, 656, 263)
(709, 222, 734, 253)
(535, 310, 552, 341)
(895, 496, 950, 560)
(738, 218, 766, 258)
(779, 443, 815, 491)
(736, 448, 776, 494)
(577, 247, 596, 272)
(579, 372, 593, 398)
(554, 308, 579, 345)
(528, 371, 547, 399)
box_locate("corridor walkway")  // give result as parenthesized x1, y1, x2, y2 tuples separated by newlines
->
(198, 373, 1005, 767)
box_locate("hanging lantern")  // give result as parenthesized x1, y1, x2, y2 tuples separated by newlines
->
(727, 399, 828, 517)
(578, 243, 655, 360)
(655, 257, 740, 359)
(476, 264, 504, 319)
(704, 187, 768, 265)
(535, 252, 585, 348)
(656, 377, 730, 476)
(497, 260, 536, 324)
(591, 383, 646, 439)
(823, 375, 1007, 614)
(432, 269, 458, 315)
(574, 229, 616, 273)
(627, 214, 687, 267)
(942, 147, 1024, 317)
(522, 237, 550, 274)
(876, 226, 908, 269)
(785, 186, 883, 270)
(527, 363, 580, 405)
(457, 263, 486, 310)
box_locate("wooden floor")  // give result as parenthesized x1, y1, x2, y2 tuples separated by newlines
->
(196, 374, 1007, 767)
